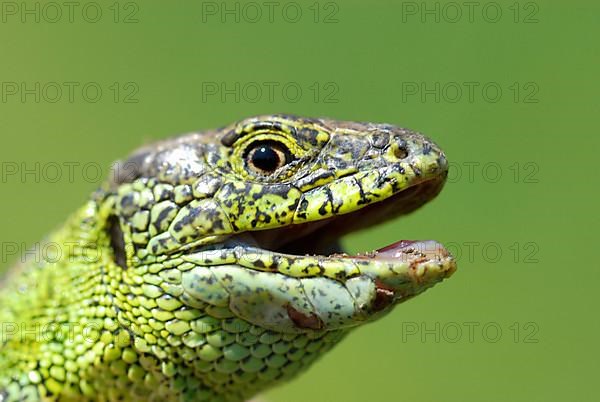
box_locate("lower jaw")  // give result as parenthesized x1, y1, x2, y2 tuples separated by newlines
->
(182, 237, 456, 333)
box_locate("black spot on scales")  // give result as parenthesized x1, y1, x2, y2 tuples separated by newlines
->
(298, 127, 322, 146)
(296, 198, 309, 215)
(211, 219, 226, 231)
(318, 187, 334, 216)
(334, 271, 346, 280)
(153, 205, 175, 230)
(422, 142, 432, 155)
(119, 194, 136, 210)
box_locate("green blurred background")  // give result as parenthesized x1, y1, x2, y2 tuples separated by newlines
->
(0, 1, 597, 401)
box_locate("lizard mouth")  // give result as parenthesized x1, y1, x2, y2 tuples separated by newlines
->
(182, 177, 456, 333)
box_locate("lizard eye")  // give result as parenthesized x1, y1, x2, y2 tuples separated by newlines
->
(245, 140, 292, 175)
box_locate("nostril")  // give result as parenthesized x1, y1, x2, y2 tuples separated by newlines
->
(393, 144, 409, 159)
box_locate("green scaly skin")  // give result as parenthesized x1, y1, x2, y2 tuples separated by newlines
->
(0, 115, 456, 401)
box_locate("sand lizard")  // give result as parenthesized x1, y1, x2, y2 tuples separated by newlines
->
(0, 115, 456, 401)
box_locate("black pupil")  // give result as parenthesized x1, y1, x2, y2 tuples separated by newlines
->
(252, 145, 281, 172)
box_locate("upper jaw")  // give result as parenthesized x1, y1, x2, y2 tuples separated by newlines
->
(249, 173, 448, 255)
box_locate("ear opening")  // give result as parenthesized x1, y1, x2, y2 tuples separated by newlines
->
(107, 215, 128, 270)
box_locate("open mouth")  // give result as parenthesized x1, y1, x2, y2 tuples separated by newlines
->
(181, 175, 456, 333)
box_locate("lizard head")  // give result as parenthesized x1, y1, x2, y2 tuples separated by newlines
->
(102, 114, 456, 398)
